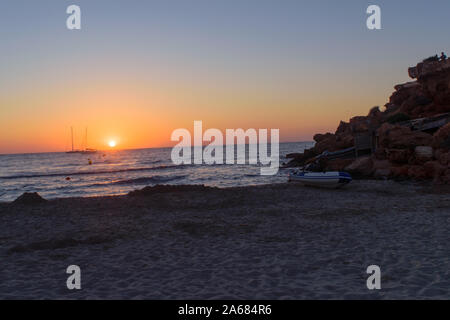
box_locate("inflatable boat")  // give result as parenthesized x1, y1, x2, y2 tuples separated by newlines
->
(288, 171, 352, 188)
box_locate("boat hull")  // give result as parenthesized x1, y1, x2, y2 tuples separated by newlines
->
(66, 150, 97, 154)
(289, 171, 352, 188)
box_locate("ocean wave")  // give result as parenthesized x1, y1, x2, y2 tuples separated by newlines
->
(0, 165, 188, 180)
(106, 175, 187, 186)
(142, 159, 164, 165)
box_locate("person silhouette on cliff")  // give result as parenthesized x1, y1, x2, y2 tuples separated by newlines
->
(440, 52, 447, 61)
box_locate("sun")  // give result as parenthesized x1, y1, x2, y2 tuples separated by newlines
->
(108, 140, 116, 148)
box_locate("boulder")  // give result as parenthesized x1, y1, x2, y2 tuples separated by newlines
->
(374, 148, 387, 160)
(391, 165, 410, 178)
(324, 158, 354, 171)
(374, 168, 392, 179)
(349, 116, 370, 133)
(285, 148, 319, 167)
(377, 123, 433, 149)
(407, 60, 450, 113)
(423, 161, 446, 181)
(313, 133, 334, 143)
(335, 121, 351, 136)
(399, 95, 424, 117)
(408, 165, 433, 180)
(344, 157, 374, 177)
(413, 59, 450, 80)
(383, 103, 400, 116)
(335, 134, 354, 150)
(436, 150, 450, 166)
(441, 169, 450, 184)
(373, 159, 391, 170)
(386, 149, 411, 164)
(367, 106, 382, 118)
(432, 123, 450, 150)
(419, 65, 450, 106)
(389, 81, 422, 112)
(314, 135, 339, 154)
(408, 67, 418, 79)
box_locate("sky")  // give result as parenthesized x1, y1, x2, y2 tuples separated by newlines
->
(1, 0, 449, 153)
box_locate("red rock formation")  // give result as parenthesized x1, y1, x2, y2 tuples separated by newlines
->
(408, 59, 450, 117)
(432, 123, 450, 149)
(424, 161, 447, 183)
(335, 121, 351, 135)
(313, 134, 339, 154)
(408, 165, 432, 180)
(405, 60, 450, 113)
(344, 157, 374, 177)
(377, 123, 433, 149)
(386, 149, 411, 164)
(442, 169, 450, 184)
(391, 165, 410, 179)
(436, 150, 450, 166)
(324, 158, 354, 171)
(287, 57, 450, 183)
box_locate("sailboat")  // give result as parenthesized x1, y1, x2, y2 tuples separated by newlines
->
(66, 127, 98, 154)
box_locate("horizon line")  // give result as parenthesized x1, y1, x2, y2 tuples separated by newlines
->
(0, 140, 314, 156)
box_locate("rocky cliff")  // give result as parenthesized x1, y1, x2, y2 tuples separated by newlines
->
(287, 58, 450, 184)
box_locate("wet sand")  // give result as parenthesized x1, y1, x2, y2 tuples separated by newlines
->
(0, 181, 449, 299)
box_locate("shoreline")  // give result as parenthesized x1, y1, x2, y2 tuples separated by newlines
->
(1, 181, 449, 299)
(2, 176, 449, 204)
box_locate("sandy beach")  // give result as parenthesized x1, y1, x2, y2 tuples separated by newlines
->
(0, 181, 449, 299)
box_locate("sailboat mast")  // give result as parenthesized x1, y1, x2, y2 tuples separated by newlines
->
(71, 127, 74, 152)
(85, 127, 88, 151)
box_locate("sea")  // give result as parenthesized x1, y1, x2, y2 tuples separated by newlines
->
(0, 142, 314, 202)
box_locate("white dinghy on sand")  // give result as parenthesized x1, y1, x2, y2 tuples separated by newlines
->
(289, 171, 352, 188)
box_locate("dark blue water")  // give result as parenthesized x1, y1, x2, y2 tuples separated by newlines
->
(0, 142, 313, 201)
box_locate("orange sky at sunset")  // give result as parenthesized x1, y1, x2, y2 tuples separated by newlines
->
(2, 1, 448, 154)
(0, 71, 394, 154)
